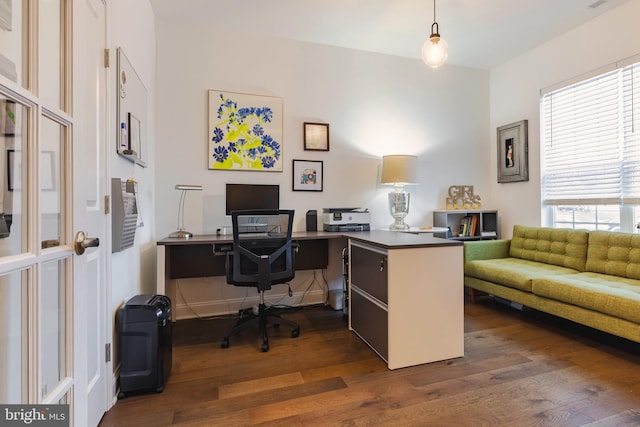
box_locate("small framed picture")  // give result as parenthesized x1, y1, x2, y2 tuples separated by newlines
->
(292, 159, 323, 192)
(497, 120, 528, 183)
(126, 112, 141, 157)
(303, 122, 329, 151)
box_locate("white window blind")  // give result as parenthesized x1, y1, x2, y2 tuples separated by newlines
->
(541, 61, 640, 205)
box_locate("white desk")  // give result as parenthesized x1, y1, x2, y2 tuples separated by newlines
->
(156, 231, 344, 313)
(156, 230, 464, 369)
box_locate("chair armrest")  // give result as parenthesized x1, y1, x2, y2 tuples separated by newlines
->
(464, 239, 511, 263)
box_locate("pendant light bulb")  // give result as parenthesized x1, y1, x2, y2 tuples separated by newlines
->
(422, 0, 448, 69)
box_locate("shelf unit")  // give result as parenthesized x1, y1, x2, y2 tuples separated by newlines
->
(433, 209, 499, 241)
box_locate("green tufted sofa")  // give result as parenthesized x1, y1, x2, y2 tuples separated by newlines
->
(464, 225, 640, 343)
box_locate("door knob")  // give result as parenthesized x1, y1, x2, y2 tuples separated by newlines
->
(75, 231, 100, 255)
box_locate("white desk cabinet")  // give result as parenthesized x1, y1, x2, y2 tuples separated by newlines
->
(348, 231, 464, 369)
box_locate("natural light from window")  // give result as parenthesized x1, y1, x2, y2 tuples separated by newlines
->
(541, 55, 640, 232)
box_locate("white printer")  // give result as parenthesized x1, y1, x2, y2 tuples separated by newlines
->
(322, 208, 371, 232)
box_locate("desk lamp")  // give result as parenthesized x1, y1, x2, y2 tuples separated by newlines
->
(169, 184, 203, 239)
(381, 155, 417, 230)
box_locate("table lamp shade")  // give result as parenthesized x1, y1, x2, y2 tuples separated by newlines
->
(381, 155, 417, 184)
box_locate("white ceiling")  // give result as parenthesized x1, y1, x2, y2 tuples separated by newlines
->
(150, 0, 633, 70)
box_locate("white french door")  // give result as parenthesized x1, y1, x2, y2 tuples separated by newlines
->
(0, 0, 109, 426)
(73, 0, 109, 425)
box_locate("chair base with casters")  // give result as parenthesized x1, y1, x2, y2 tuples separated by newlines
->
(221, 209, 301, 352)
(220, 290, 300, 352)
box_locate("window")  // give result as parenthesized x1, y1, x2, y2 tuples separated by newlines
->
(541, 56, 640, 231)
(551, 205, 620, 231)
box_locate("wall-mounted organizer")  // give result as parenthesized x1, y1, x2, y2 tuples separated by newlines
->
(112, 178, 139, 252)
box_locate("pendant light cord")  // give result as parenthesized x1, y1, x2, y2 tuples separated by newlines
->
(431, 0, 439, 36)
(433, 0, 436, 23)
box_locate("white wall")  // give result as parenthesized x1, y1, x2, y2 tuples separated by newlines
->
(154, 24, 491, 235)
(109, 1, 156, 309)
(489, 0, 640, 238)
(154, 18, 490, 317)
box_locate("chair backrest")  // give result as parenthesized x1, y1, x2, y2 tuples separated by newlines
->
(226, 209, 296, 291)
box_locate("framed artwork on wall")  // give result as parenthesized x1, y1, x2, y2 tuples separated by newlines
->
(208, 90, 283, 171)
(292, 159, 323, 192)
(303, 122, 329, 151)
(497, 120, 528, 183)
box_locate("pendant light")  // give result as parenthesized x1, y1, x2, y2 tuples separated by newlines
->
(421, 0, 448, 68)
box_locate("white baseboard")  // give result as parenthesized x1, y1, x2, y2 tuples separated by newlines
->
(175, 289, 327, 320)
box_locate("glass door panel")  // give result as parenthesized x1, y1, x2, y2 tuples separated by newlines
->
(40, 116, 65, 249)
(0, 0, 27, 86)
(0, 97, 29, 256)
(39, 0, 63, 109)
(0, 268, 28, 403)
(40, 259, 67, 400)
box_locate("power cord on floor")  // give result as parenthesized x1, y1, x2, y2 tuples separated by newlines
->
(303, 269, 328, 305)
(176, 280, 244, 321)
(177, 268, 331, 321)
(265, 269, 326, 308)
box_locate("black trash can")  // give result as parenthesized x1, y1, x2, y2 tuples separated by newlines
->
(116, 294, 172, 398)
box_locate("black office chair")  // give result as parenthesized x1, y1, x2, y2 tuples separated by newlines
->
(220, 209, 300, 352)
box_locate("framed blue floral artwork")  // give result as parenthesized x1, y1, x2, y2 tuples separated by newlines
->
(208, 90, 283, 171)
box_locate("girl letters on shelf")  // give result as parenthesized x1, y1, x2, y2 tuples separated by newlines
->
(446, 185, 482, 210)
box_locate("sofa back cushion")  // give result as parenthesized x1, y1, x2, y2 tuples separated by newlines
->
(586, 230, 640, 279)
(509, 225, 588, 272)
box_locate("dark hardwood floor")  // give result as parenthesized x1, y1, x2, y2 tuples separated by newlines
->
(100, 296, 640, 426)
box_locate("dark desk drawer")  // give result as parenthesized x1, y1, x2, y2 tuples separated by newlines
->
(296, 239, 328, 270)
(350, 244, 388, 304)
(167, 244, 224, 279)
(351, 287, 388, 361)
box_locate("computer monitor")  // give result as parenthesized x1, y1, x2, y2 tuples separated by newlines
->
(225, 184, 280, 215)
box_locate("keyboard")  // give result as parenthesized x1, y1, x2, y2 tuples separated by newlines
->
(240, 232, 269, 238)
(239, 232, 287, 239)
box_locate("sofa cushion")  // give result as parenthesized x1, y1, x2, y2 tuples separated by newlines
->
(509, 225, 588, 272)
(532, 272, 640, 324)
(586, 230, 640, 279)
(465, 258, 580, 292)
